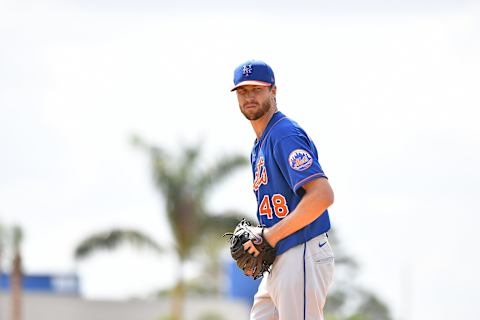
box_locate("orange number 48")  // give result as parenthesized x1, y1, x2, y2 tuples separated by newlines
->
(259, 194, 289, 219)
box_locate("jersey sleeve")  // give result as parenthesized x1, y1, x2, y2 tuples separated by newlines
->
(273, 134, 327, 193)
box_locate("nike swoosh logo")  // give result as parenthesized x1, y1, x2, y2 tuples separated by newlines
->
(319, 241, 327, 248)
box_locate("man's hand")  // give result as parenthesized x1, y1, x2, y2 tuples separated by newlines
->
(224, 219, 277, 279)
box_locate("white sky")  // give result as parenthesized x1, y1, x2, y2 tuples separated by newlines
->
(1, 1, 480, 319)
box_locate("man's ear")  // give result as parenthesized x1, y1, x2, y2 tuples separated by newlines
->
(270, 85, 277, 95)
(270, 86, 277, 104)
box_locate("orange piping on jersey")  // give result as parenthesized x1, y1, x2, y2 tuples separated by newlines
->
(260, 116, 287, 150)
(253, 116, 287, 195)
(293, 173, 325, 191)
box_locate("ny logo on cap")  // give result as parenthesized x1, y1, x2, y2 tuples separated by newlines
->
(242, 64, 253, 77)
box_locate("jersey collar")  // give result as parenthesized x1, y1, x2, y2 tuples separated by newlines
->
(256, 111, 284, 145)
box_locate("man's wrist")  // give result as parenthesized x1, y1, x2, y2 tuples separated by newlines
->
(263, 228, 278, 248)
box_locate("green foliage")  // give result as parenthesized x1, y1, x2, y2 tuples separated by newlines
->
(74, 138, 249, 319)
(0, 223, 24, 269)
(324, 230, 392, 320)
(74, 139, 247, 265)
(131, 137, 248, 262)
(11, 225, 23, 252)
(75, 229, 163, 259)
(355, 293, 391, 320)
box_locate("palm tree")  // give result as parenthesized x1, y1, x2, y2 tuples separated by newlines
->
(75, 138, 248, 320)
(10, 225, 23, 320)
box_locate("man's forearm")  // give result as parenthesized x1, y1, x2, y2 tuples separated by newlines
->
(264, 180, 333, 247)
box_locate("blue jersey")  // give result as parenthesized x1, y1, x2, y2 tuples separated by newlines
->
(251, 111, 331, 255)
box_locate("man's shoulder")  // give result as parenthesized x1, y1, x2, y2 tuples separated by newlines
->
(269, 115, 306, 141)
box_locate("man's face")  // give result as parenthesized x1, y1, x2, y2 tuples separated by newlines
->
(236, 85, 276, 121)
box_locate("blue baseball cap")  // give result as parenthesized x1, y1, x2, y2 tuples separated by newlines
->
(231, 60, 275, 92)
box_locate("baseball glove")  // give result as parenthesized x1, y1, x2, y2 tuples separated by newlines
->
(224, 219, 277, 279)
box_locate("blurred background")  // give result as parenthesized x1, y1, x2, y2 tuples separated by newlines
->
(1, 0, 479, 319)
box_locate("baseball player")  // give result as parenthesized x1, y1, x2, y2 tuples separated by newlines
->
(231, 60, 335, 320)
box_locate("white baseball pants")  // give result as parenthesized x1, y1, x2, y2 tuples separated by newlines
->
(250, 233, 335, 320)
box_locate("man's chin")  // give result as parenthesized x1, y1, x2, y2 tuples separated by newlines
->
(240, 102, 271, 121)
(243, 111, 264, 121)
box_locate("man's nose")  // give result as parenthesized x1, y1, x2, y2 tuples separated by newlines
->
(245, 91, 257, 100)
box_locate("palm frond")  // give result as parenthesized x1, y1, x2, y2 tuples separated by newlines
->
(0, 223, 5, 247)
(200, 211, 246, 235)
(11, 225, 23, 254)
(132, 135, 172, 192)
(196, 154, 248, 195)
(130, 138, 249, 262)
(178, 144, 202, 180)
(74, 229, 163, 260)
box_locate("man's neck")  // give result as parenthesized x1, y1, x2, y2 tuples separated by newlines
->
(251, 107, 278, 140)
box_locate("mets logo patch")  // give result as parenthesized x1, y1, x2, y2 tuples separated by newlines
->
(288, 149, 313, 171)
(242, 64, 253, 77)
